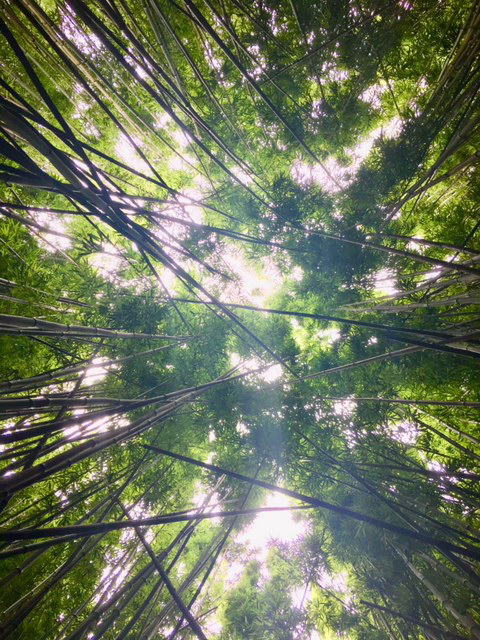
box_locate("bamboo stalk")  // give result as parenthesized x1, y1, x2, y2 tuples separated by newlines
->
(142, 445, 480, 561)
(117, 500, 208, 640)
(361, 600, 468, 640)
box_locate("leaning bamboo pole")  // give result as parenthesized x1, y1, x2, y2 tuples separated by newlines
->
(360, 600, 468, 640)
(0, 342, 184, 394)
(393, 545, 480, 640)
(140, 445, 480, 561)
(117, 500, 207, 640)
(0, 313, 187, 340)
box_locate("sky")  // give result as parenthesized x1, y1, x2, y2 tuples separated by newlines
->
(234, 492, 308, 564)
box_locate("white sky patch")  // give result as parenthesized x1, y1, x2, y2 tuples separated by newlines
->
(176, 561, 187, 580)
(61, 8, 102, 55)
(230, 165, 253, 187)
(406, 239, 424, 252)
(291, 583, 312, 609)
(135, 64, 147, 79)
(317, 327, 341, 346)
(171, 129, 193, 149)
(177, 191, 206, 224)
(324, 66, 350, 83)
(235, 493, 307, 563)
(427, 460, 446, 473)
(168, 153, 196, 172)
(269, 9, 288, 36)
(314, 404, 326, 422)
(192, 480, 221, 514)
(153, 207, 188, 242)
(150, 202, 202, 256)
(383, 117, 403, 138)
(389, 421, 420, 445)
(85, 120, 100, 138)
(344, 426, 359, 450)
(441, 493, 461, 504)
(29, 210, 72, 252)
(178, 187, 204, 202)
(347, 116, 403, 174)
(88, 247, 127, 283)
(128, 499, 154, 521)
(96, 559, 132, 605)
(292, 266, 304, 282)
(359, 83, 388, 109)
(374, 268, 398, 296)
(318, 569, 349, 593)
(194, 174, 211, 192)
(236, 421, 250, 436)
(71, 97, 96, 136)
(292, 158, 344, 194)
(226, 559, 246, 584)
(203, 611, 223, 635)
(185, 204, 204, 224)
(229, 353, 284, 384)
(418, 76, 428, 91)
(37, 380, 76, 397)
(292, 117, 403, 193)
(311, 100, 324, 120)
(229, 352, 242, 368)
(83, 357, 113, 386)
(55, 489, 69, 506)
(204, 40, 223, 74)
(421, 267, 443, 282)
(156, 264, 178, 295)
(247, 44, 267, 80)
(221, 247, 283, 306)
(154, 112, 172, 130)
(333, 397, 356, 418)
(116, 134, 149, 174)
(64, 414, 127, 440)
(193, 487, 208, 508)
(261, 363, 283, 383)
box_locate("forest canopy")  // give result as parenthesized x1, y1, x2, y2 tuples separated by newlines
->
(0, 0, 480, 638)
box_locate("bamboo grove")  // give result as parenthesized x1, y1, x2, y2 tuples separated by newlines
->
(0, 0, 479, 637)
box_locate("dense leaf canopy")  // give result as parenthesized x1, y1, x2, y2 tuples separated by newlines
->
(0, 0, 479, 638)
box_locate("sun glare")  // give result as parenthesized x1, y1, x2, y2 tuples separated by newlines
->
(235, 493, 307, 562)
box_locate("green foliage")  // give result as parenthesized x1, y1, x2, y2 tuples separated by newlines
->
(0, 0, 479, 638)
